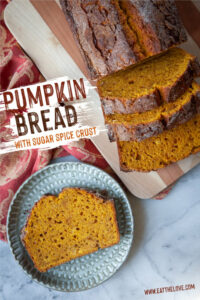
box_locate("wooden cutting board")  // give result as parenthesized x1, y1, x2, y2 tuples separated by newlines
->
(4, 0, 200, 199)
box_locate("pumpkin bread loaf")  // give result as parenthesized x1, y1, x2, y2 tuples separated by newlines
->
(98, 47, 200, 115)
(106, 82, 200, 142)
(118, 113, 200, 172)
(22, 188, 120, 272)
(60, 0, 187, 79)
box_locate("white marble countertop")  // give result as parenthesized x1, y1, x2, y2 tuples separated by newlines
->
(1, 157, 200, 300)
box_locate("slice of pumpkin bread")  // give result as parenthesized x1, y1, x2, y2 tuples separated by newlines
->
(22, 188, 120, 272)
(118, 113, 200, 172)
(106, 82, 200, 141)
(98, 48, 200, 115)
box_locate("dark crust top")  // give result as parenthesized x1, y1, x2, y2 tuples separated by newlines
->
(60, 0, 187, 79)
(128, 0, 187, 50)
(60, 0, 136, 79)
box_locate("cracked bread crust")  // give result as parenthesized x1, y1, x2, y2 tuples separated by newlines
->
(60, 0, 136, 79)
(60, 0, 187, 79)
(112, 0, 187, 57)
(126, 0, 187, 50)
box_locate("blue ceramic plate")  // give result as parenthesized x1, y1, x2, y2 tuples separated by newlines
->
(7, 162, 134, 292)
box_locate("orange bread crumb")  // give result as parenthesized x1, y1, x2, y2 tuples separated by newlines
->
(22, 188, 120, 272)
(118, 114, 200, 172)
(105, 82, 200, 141)
(98, 48, 200, 115)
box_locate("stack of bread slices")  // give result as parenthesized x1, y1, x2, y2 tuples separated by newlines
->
(61, 0, 200, 172)
(98, 47, 200, 171)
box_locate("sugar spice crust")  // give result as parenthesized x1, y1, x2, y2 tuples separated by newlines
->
(60, 0, 187, 79)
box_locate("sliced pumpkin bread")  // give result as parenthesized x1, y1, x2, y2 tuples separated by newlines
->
(118, 113, 200, 172)
(98, 47, 200, 115)
(106, 82, 200, 142)
(22, 188, 120, 272)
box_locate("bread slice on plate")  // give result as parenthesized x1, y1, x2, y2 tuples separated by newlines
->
(21, 188, 120, 272)
(106, 81, 200, 142)
(60, 0, 187, 79)
(118, 113, 200, 172)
